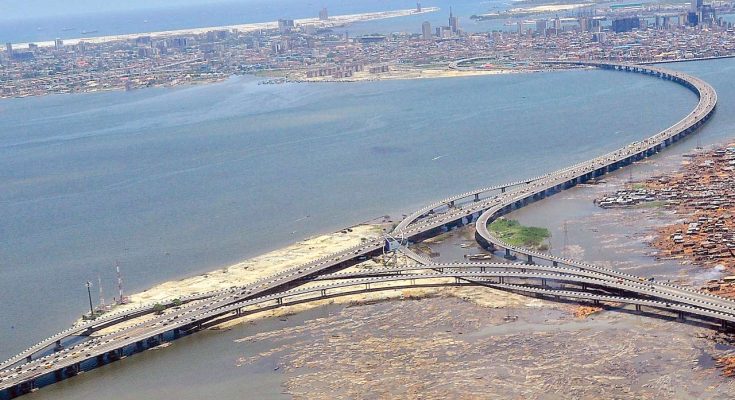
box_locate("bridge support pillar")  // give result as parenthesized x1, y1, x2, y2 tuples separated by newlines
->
(504, 249, 516, 260)
(65, 363, 80, 376)
(474, 193, 480, 202)
(526, 255, 534, 265)
(501, 187, 506, 193)
(276, 298, 283, 305)
(25, 355, 31, 363)
(722, 320, 728, 331)
(678, 311, 685, 321)
(321, 289, 327, 297)
(541, 278, 547, 287)
(593, 300, 600, 306)
(552, 261, 558, 267)
(635, 304, 642, 313)
(55, 369, 63, 380)
(54, 339, 64, 352)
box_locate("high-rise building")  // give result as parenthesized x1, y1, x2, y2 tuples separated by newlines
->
(439, 26, 452, 38)
(416, 2, 422, 12)
(687, 11, 699, 26)
(319, 7, 328, 20)
(536, 19, 548, 37)
(701, 5, 716, 25)
(54, 38, 64, 50)
(5, 42, 12, 55)
(612, 16, 640, 32)
(579, 17, 589, 32)
(449, 7, 459, 33)
(278, 19, 295, 33)
(422, 21, 432, 40)
(691, 0, 703, 13)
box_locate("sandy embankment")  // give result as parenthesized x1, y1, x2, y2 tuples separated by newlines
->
(291, 66, 524, 83)
(509, 4, 589, 13)
(87, 224, 384, 333)
(91, 220, 548, 335)
(15, 8, 440, 48)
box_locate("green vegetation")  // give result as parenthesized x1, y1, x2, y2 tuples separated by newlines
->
(630, 182, 648, 190)
(171, 298, 183, 307)
(636, 200, 666, 208)
(153, 303, 166, 315)
(488, 218, 551, 249)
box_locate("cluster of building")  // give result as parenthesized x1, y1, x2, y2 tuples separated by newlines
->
(2, 3, 735, 96)
(595, 188, 659, 208)
(599, 146, 735, 274)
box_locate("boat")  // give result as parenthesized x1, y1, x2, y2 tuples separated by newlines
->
(81, 30, 99, 35)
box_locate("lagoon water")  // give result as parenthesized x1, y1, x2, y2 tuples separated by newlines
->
(6, 57, 735, 398)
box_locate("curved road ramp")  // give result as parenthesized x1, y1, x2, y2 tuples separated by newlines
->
(0, 61, 723, 398)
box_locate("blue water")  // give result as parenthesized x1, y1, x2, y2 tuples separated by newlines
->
(3, 0, 521, 44)
(0, 65, 702, 363)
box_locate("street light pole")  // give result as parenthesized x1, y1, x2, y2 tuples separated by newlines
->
(86, 281, 95, 319)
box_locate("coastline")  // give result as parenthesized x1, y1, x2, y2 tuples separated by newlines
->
(284, 66, 529, 83)
(86, 218, 545, 335)
(13, 8, 440, 49)
(594, 142, 735, 292)
(0, 66, 534, 100)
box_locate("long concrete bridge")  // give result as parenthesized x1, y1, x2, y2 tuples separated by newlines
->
(0, 60, 722, 398)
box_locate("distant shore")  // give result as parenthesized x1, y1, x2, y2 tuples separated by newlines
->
(283, 66, 531, 83)
(13, 7, 440, 49)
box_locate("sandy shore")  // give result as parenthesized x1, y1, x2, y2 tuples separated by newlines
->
(84, 223, 385, 332)
(289, 66, 525, 83)
(15, 8, 440, 48)
(509, 3, 590, 13)
(87, 218, 545, 335)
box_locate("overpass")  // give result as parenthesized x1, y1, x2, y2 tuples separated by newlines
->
(0, 61, 723, 398)
(3, 262, 735, 397)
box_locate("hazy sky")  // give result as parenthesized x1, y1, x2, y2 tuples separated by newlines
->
(1, 0, 235, 20)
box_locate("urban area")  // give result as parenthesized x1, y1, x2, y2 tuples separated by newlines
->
(2, 1, 735, 97)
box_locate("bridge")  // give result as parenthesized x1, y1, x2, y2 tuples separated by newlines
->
(0, 60, 722, 398)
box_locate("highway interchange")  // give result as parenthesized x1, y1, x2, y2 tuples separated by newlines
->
(0, 60, 727, 397)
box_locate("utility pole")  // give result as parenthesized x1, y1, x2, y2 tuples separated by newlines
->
(561, 220, 571, 258)
(85, 281, 95, 319)
(98, 274, 105, 308)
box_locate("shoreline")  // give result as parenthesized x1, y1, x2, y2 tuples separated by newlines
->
(0, 67, 534, 100)
(12, 8, 440, 49)
(283, 66, 531, 83)
(593, 141, 735, 289)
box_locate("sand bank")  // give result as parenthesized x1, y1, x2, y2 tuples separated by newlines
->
(84, 224, 385, 332)
(290, 67, 523, 83)
(15, 8, 440, 48)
